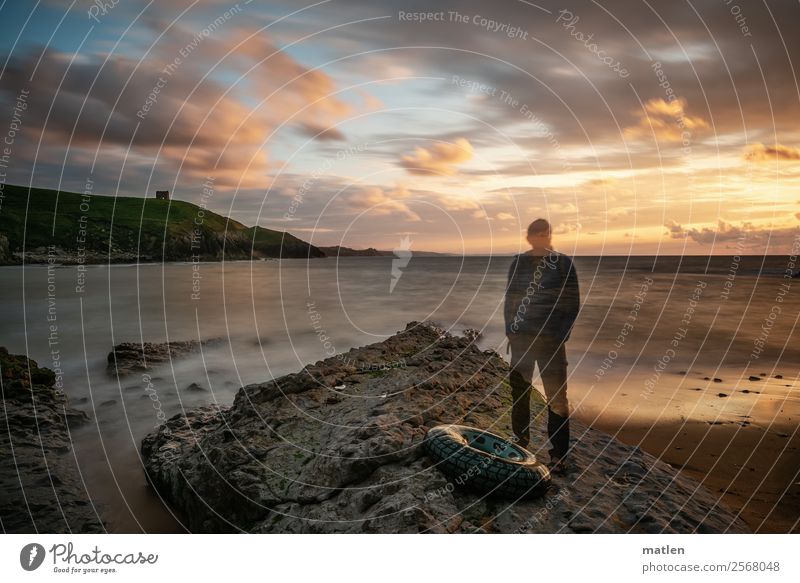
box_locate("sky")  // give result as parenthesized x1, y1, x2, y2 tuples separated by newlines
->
(1, 0, 799, 255)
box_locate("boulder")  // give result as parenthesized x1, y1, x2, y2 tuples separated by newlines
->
(0, 347, 103, 533)
(141, 322, 749, 534)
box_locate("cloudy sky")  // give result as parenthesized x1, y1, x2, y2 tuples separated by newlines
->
(1, 0, 799, 254)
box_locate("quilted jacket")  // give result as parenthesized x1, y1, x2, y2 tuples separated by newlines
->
(503, 251, 580, 340)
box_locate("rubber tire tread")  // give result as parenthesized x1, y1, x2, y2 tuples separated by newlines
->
(424, 425, 550, 499)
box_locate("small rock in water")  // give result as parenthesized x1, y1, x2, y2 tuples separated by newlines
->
(748, 376, 761, 381)
(717, 393, 728, 398)
(185, 382, 207, 392)
(100, 399, 117, 407)
(64, 408, 91, 427)
(713, 378, 722, 383)
(775, 374, 783, 379)
(760, 373, 767, 377)
(108, 340, 216, 376)
(703, 377, 711, 381)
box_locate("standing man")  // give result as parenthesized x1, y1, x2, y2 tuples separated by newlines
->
(504, 219, 580, 473)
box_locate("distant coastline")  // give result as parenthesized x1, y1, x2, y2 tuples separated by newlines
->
(1, 184, 798, 266)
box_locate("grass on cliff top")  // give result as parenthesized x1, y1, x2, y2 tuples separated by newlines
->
(0, 183, 310, 256)
(3, 183, 236, 237)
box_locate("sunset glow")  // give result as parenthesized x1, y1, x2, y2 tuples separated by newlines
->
(1, 1, 798, 255)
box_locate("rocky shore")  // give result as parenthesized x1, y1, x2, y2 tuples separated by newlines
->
(0, 348, 104, 533)
(141, 322, 750, 534)
(5, 246, 144, 265)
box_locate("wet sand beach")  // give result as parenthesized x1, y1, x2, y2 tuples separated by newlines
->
(581, 373, 800, 533)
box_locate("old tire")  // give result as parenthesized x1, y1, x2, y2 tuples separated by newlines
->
(424, 424, 550, 499)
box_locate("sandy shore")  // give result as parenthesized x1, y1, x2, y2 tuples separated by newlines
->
(580, 373, 800, 533)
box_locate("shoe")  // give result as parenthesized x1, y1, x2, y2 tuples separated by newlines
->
(546, 407, 570, 460)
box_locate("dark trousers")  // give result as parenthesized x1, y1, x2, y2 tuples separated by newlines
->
(508, 333, 570, 445)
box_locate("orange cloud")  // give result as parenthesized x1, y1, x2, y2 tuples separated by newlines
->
(399, 138, 474, 176)
(554, 222, 581, 235)
(625, 97, 709, 142)
(0, 25, 363, 191)
(232, 30, 353, 121)
(744, 142, 800, 162)
(345, 185, 420, 221)
(666, 219, 800, 249)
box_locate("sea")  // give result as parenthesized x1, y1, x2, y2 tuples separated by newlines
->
(1, 255, 798, 531)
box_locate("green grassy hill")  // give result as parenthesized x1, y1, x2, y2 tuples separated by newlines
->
(0, 184, 324, 263)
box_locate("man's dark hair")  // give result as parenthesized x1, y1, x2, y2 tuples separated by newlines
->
(527, 218, 551, 236)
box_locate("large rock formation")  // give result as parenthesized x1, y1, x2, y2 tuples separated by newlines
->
(0, 347, 104, 533)
(141, 322, 749, 534)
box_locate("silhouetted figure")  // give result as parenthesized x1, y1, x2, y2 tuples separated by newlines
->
(504, 219, 580, 474)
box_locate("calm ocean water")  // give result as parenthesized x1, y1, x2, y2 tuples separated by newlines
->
(1, 255, 798, 531)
